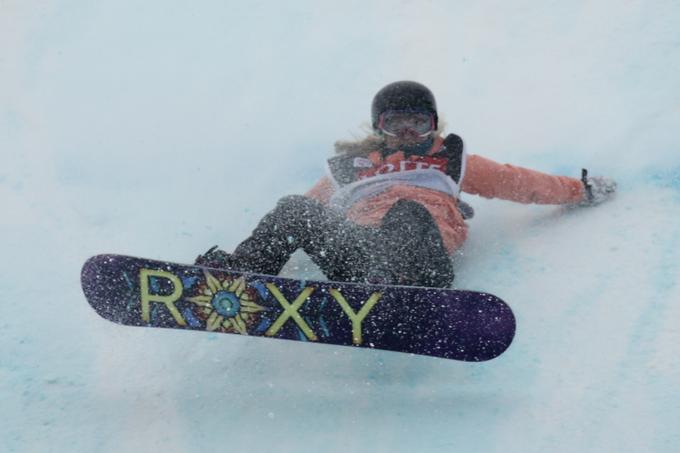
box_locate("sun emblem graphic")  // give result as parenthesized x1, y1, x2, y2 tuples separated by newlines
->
(186, 271, 265, 334)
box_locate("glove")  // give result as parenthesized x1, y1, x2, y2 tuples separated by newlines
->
(579, 169, 617, 206)
(457, 198, 475, 220)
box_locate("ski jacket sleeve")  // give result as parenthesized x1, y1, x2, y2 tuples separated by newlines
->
(305, 176, 335, 205)
(461, 154, 585, 204)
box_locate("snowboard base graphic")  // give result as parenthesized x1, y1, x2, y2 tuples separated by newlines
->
(81, 254, 515, 361)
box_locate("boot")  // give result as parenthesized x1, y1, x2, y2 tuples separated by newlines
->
(194, 245, 234, 269)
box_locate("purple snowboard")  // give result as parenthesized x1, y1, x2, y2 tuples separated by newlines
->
(81, 254, 515, 361)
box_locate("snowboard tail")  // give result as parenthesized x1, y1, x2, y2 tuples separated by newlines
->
(81, 254, 515, 361)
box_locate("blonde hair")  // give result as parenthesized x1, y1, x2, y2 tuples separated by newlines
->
(333, 119, 446, 156)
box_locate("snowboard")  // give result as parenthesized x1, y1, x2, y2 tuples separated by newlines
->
(81, 254, 516, 361)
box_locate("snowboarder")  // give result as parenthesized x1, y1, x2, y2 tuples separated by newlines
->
(196, 81, 616, 288)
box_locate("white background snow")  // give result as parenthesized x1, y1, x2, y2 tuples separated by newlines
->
(2, 1, 680, 452)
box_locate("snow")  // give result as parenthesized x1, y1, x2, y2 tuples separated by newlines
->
(2, 1, 680, 452)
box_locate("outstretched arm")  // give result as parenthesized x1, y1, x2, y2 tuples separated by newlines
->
(461, 154, 587, 205)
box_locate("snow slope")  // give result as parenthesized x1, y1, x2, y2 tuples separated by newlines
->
(2, 1, 679, 452)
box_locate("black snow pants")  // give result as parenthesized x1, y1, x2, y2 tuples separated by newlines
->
(230, 195, 455, 288)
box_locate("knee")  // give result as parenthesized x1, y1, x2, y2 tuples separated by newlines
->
(390, 199, 428, 214)
(276, 194, 310, 209)
(384, 200, 434, 225)
(381, 200, 440, 240)
(274, 195, 323, 217)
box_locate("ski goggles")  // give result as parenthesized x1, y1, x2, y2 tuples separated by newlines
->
(377, 111, 435, 137)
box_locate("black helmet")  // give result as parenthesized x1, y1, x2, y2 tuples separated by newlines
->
(371, 81, 438, 130)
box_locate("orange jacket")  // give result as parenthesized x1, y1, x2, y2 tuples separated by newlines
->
(306, 136, 585, 253)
